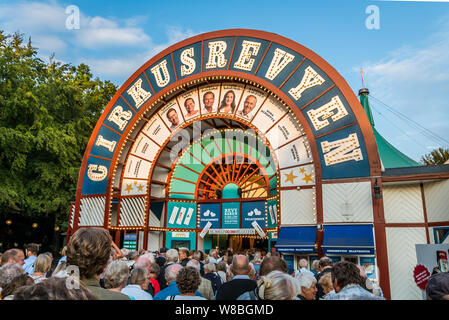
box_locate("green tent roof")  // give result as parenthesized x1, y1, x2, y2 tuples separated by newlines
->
(359, 89, 420, 169)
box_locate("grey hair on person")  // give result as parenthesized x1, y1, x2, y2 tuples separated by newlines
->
(299, 258, 308, 269)
(311, 260, 320, 272)
(193, 251, 201, 260)
(140, 252, 155, 264)
(104, 260, 130, 289)
(135, 256, 150, 269)
(186, 259, 200, 271)
(0, 263, 25, 288)
(166, 249, 179, 263)
(165, 263, 183, 283)
(130, 267, 149, 286)
(208, 249, 216, 257)
(258, 270, 299, 300)
(295, 271, 317, 295)
(127, 251, 139, 261)
(204, 263, 216, 273)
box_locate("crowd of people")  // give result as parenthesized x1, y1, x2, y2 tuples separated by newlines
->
(1, 227, 448, 300)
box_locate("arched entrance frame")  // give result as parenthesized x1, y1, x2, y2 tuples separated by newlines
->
(72, 29, 388, 298)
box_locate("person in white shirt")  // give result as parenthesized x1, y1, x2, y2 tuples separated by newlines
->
(121, 267, 153, 300)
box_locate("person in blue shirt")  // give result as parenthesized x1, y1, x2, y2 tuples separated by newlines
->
(23, 243, 39, 275)
(121, 268, 153, 300)
(154, 264, 202, 300)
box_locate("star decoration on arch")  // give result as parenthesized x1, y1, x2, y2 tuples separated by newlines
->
(284, 170, 298, 184)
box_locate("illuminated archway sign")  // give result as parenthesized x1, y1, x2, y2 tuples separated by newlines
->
(71, 29, 385, 286)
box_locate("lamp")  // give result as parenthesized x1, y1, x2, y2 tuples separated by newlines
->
(374, 179, 382, 199)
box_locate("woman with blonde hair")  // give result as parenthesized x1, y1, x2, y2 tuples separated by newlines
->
(257, 270, 299, 300)
(30, 254, 52, 283)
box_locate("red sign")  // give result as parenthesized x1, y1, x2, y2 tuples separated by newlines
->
(413, 264, 431, 290)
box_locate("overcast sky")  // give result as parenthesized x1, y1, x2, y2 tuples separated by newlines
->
(1, 0, 448, 162)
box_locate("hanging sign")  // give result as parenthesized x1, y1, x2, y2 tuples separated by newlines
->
(200, 221, 212, 238)
(252, 221, 266, 238)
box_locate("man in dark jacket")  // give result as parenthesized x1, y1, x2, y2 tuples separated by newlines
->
(216, 255, 256, 300)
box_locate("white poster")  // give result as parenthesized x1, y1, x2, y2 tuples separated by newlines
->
(200, 221, 213, 238)
(178, 88, 200, 121)
(235, 85, 267, 121)
(252, 221, 266, 238)
(123, 155, 152, 179)
(275, 136, 313, 169)
(265, 114, 303, 149)
(130, 134, 160, 163)
(251, 96, 286, 133)
(199, 84, 220, 115)
(217, 83, 245, 115)
(142, 115, 171, 143)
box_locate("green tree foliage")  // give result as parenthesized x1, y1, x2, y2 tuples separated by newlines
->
(421, 147, 449, 166)
(0, 31, 117, 227)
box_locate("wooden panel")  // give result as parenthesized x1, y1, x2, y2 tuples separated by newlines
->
(424, 179, 449, 223)
(147, 231, 161, 251)
(383, 185, 424, 223)
(385, 227, 427, 300)
(280, 189, 316, 225)
(322, 182, 373, 223)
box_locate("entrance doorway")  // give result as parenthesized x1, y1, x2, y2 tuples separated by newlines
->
(226, 236, 268, 253)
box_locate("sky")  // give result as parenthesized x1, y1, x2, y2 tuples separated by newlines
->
(0, 0, 448, 162)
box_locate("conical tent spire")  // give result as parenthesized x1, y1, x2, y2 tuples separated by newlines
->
(358, 88, 419, 168)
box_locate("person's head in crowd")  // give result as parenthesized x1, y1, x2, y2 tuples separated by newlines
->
(127, 251, 139, 262)
(253, 251, 262, 264)
(208, 248, 217, 259)
(203, 263, 216, 275)
(159, 248, 167, 256)
(51, 261, 68, 278)
(129, 267, 150, 291)
(121, 248, 130, 258)
(311, 260, 320, 273)
(1, 249, 25, 266)
(296, 272, 317, 300)
(186, 259, 200, 272)
(25, 243, 39, 258)
(66, 227, 112, 280)
(319, 256, 333, 271)
(166, 249, 179, 264)
(135, 256, 151, 272)
(149, 263, 160, 279)
(140, 252, 155, 264)
(193, 251, 202, 262)
(138, 249, 146, 256)
(258, 270, 299, 300)
(259, 256, 288, 277)
(42, 252, 53, 261)
(13, 276, 98, 300)
(165, 263, 183, 285)
(216, 261, 227, 273)
(176, 266, 201, 296)
(33, 254, 52, 275)
(179, 248, 190, 262)
(104, 260, 129, 291)
(230, 255, 251, 276)
(248, 265, 256, 280)
(0, 263, 25, 289)
(1, 274, 34, 299)
(299, 258, 309, 270)
(426, 272, 449, 300)
(331, 261, 363, 293)
(318, 272, 334, 296)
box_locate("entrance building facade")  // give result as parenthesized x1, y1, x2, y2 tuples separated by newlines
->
(69, 29, 449, 299)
